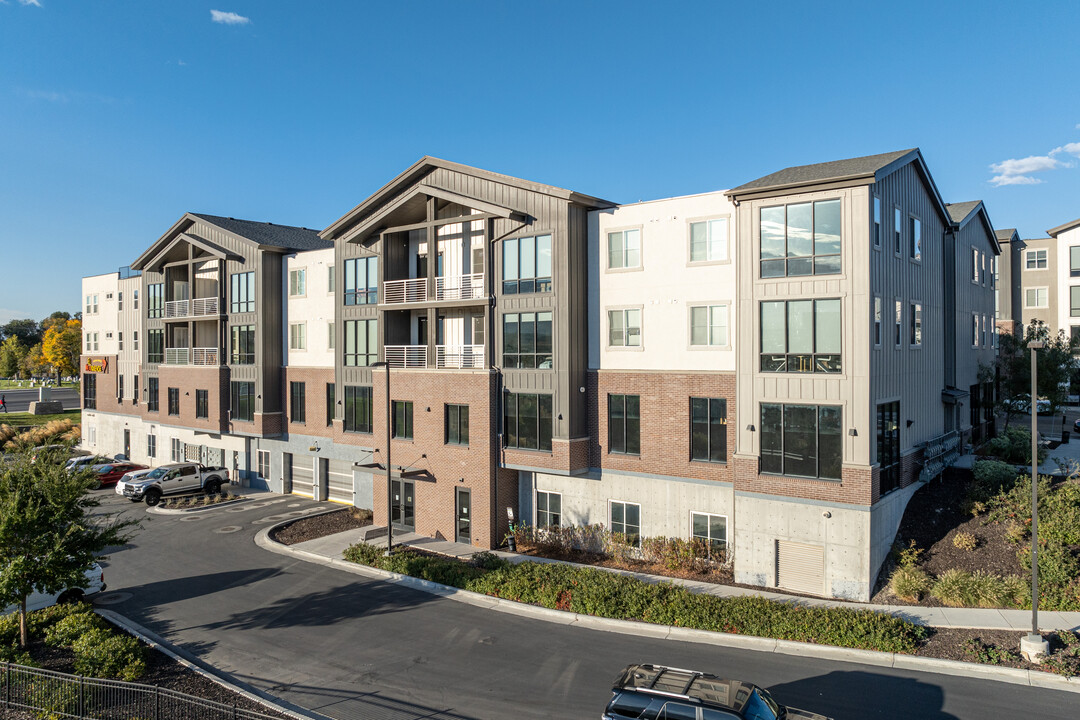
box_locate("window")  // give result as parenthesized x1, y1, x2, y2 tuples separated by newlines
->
(328, 322, 335, 350)
(392, 400, 413, 440)
(877, 401, 900, 495)
(118, 292, 123, 311)
(230, 325, 255, 364)
(230, 381, 254, 422)
(133, 289, 138, 310)
(257, 450, 270, 480)
(894, 300, 902, 348)
(344, 257, 378, 305)
(344, 319, 378, 366)
(92, 295, 98, 313)
(607, 228, 641, 269)
(893, 207, 902, 255)
(147, 433, 156, 458)
(1071, 287, 1080, 317)
(760, 199, 841, 277)
(690, 397, 727, 463)
(873, 197, 881, 248)
(608, 308, 642, 348)
(689, 218, 729, 263)
(760, 403, 842, 480)
(134, 331, 138, 351)
(445, 404, 469, 445)
(689, 305, 728, 347)
(167, 387, 180, 416)
(344, 386, 373, 433)
(909, 217, 921, 261)
(910, 302, 922, 347)
(1072, 247, 1080, 278)
(230, 271, 255, 313)
(82, 374, 96, 410)
(84, 295, 92, 314)
(170, 438, 183, 463)
(1025, 249, 1047, 269)
(133, 375, 138, 405)
(608, 394, 641, 455)
(760, 299, 841, 373)
(195, 389, 208, 419)
(289, 323, 306, 351)
(536, 491, 561, 528)
(290, 381, 306, 423)
(981, 253, 987, 286)
(972, 314, 979, 346)
(289, 268, 306, 296)
(503, 312, 553, 368)
(504, 392, 553, 451)
(972, 248, 979, 283)
(118, 374, 124, 402)
(326, 383, 335, 426)
(147, 284, 163, 318)
(147, 377, 159, 412)
(328, 265, 336, 293)
(92, 333, 98, 351)
(147, 329, 164, 363)
(1025, 287, 1048, 308)
(691, 512, 727, 555)
(85, 333, 91, 352)
(503, 234, 552, 294)
(610, 501, 640, 547)
(873, 297, 882, 347)
(982, 314, 988, 348)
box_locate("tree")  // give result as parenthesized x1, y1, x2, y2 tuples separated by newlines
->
(0, 448, 139, 647)
(18, 343, 49, 379)
(0, 319, 42, 347)
(40, 311, 72, 334)
(987, 320, 1078, 430)
(42, 318, 82, 380)
(0, 336, 26, 378)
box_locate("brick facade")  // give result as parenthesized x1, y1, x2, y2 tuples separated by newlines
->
(80, 355, 120, 414)
(157, 365, 229, 434)
(284, 367, 336, 439)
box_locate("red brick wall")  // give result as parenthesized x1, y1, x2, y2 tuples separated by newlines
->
(80, 355, 120, 414)
(157, 366, 228, 434)
(284, 367, 336, 439)
(733, 455, 873, 505)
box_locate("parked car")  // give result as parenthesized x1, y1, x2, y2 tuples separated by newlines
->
(115, 462, 229, 506)
(1006, 394, 1053, 415)
(603, 664, 831, 720)
(1073, 417, 1080, 434)
(66, 454, 113, 471)
(1, 562, 106, 615)
(88, 462, 148, 489)
(116, 468, 154, 501)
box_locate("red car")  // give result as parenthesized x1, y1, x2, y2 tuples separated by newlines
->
(88, 463, 148, 489)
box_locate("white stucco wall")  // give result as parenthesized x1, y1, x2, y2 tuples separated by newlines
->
(1055, 225, 1080, 335)
(81, 273, 121, 358)
(285, 247, 336, 368)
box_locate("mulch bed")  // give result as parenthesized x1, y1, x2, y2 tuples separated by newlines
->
(515, 546, 734, 585)
(270, 507, 372, 545)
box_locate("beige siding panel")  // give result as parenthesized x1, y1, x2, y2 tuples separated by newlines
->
(776, 540, 825, 595)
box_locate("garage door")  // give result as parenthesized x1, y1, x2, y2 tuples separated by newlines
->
(291, 457, 314, 498)
(776, 540, 824, 596)
(327, 459, 354, 505)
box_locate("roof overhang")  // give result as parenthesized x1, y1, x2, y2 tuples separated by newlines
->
(942, 388, 970, 405)
(951, 202, 1001, 254)
(1047, 217, 1080, 238)
(137, 232, 243, 274)
(131, 212, 260, 271)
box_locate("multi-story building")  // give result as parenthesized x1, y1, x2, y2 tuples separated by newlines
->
(994, 228, 1021, 336)
(996, 217, 1080, 342)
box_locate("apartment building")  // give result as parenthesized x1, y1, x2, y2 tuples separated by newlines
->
(995, 228, 1021, 335)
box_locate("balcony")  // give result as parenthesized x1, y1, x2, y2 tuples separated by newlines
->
(435, 273, 485, 301)
(384, 345, 427, 368)
(436, 345, 485, 369)
(383, 278, 427, 304)
(164, 347, 220, 366)
(164, 297, 220, 319)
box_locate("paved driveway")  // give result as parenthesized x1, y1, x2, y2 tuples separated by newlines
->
(91, 492, 1077, 720)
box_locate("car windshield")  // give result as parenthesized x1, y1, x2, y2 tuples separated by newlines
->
(145, 467, 169, 479)
(97, 466, 114, 473)
(743, 689, 781, 720)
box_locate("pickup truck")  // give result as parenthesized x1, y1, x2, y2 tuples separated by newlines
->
(115, 462, 230, 506)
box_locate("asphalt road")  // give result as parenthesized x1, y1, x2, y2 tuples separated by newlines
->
(89, 493, 1077, 720)
(0, 387, 79, 413)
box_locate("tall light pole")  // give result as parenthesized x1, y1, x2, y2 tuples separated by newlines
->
(1022, 340, 1048, 663)
(371, 361, 392, 556)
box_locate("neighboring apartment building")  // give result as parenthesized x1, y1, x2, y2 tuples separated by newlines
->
(999, 217, 1080, 343)
(1048, 217, 1080, 342)
(994, 228, 1021, 335)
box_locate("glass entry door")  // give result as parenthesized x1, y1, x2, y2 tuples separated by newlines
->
(391, 479, 415, 531)
(456, 488, 471, 544)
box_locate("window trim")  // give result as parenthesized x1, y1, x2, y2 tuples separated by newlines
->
(167, 387, 180, 417)
(1024, 286, 1049, 309)
(609, 499, 641, 547)
(607, 393, 641, 456)
(908, 214, 921, 263)
(687, 303, 730, 350)
(289, 381, 306, 424)
(689, 396, 727, 464)
(686, 214, 731, 266)
(536, 490, 562, 528)
(606, 306, 644, 350)
(392, 400, 414, 441)
(195, 389, 209, 419)
(289, 322, 307, 351)
(289, 267, 307, 297)
(1024, 249, 1048, 271)
(445, 403, 469, 446)
(909, 302, 922, 348)
(605, 225, 644, 272)
(690, 511, 728, 555)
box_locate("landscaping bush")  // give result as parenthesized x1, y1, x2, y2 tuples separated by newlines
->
(984, 426, 1046, 465)
(932, 568, 973, 607)
(970, 460, 1018, 506)
(1004, 521, 1027, 544)
(952, 531, 978, 551)
(44, 609, 107, 647)
(71, 628, 146, 681)
(930, 568, 1027, 609)
(889, 565, 931, 601)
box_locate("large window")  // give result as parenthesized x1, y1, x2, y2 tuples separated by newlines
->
(230, 381, 254, 422)
(344, 257, 378, 305)
(195, 389, 208, 419)
(445, 404, 469, 446)
(289, 322, 306, 351)
(503, 234, 552, 294)
(690, 305, 728, 347)
(147, 284, 163, 319)
(345, 319, 378, 367)
(536, 491, 561, 528)
(610, 501, 641, 547)
(230, 271, 255, 313)
(607, 229, 641, 269)
(82, 374, 96, 410)
(147, 329, 164, 364)
(691, 512, 727, 555)
(257, 450, 270, 480)
(344, 386, 372, 433)
(689, 219, 728, 263)
(877, 401, 900, 495)
(690, 397, 727, 463)
(760, 299, 841, 373)
(873, 197, 881, 248)
(910, 217, 921, 261)
(607, 309, 642, 348)
(910, 302, 922, 347)
(1025, 287, 1048, 308)
(1071, 247, 1080, 278)
(503, 312, 553, 368)
(1025, 249, 1047, 270)
(1071, 287, 1080, 317)
(147, 377, 159, 412)
(759, 199, 841, 277)
(167, 387, 180, 416)
(392, 400, 413, 440)
(326, 383, 335, 426)
(289, 268, 306, 296)
(760, 403, 842, 480)
(608, 394, 641, 455)
(230, 325, 255, 364)
(504, 392, 553, 451)
(290, 381, 306, 424)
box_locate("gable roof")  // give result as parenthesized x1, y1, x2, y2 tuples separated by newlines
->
(946, 200, 1000, 254)
(945, 201, 981, 224)
(1048, 217, 1080, 238)
(996, 228, 1019, 243)
(726, 149, 917, 196)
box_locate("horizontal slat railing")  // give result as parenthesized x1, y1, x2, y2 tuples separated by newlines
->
(436, 345, 485, 368)
(192, 347, 218, 365)
(191, 296, 219, 316)
(164, 348, 188, 365)
(384, 345, 427, 368)
(435, 273, 485, 301)
(164, 300, 188, 318)
(383, 278, 428, 304)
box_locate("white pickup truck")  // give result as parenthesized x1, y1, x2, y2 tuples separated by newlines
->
(115, 462, 229, 506)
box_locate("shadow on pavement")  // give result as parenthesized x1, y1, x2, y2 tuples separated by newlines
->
(113, 568, 288, 609)
(246, 679, 481, 720)
(769, 670, 959, 720)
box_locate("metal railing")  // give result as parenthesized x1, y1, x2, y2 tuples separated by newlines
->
(383, 277, 428, 304)
(164, 297, 219, 318)
(163, 348, 188, 365)
(1, 661, 280, 720)
(436, 344, 485, 368)
(435, 273, 485, 301)
(384, 345, 427, 368)
(163, 347, 219, 366)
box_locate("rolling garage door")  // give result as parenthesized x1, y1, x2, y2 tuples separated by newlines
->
(327, 459, 354, 505)
(776, 540, 824, 596)
(291, 456, 314, 498)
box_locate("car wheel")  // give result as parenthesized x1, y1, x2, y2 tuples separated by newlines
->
(144, 489, 162, 506)
(57, 589, 84, 605)
(205, 480, 220, 496)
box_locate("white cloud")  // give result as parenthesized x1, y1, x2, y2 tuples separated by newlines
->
(18, 0, 44, 6)
(990, 174, 1044, 186)
(210, 10, 250, 25)
(989, 138, 1080, 187)
(1052, 142, 1080, 158)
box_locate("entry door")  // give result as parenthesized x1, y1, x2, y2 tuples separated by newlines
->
(456, 488, 471, 544)
(391, 479, 415, 531)
(123, 430, 130, 458)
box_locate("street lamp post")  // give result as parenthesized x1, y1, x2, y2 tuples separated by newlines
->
(371, 361, 392, 556)
(1022, 340, 1048, 663)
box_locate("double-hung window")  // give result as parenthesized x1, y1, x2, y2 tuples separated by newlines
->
(759, 199, 841, 277)
(290, 381, 306, 424)
(344, 386, 372, 433)
(760, 403, 842, 480)
(689, 218, 728, 263)
(760, 299, 841, 373)
(1026, 249, 1047, 269)
(608, 394, 640, 455)
(230, 381, 254, 422)
(289, 268, 306, 296)
(607, 308, 642, 348)
(503, 234, 553, 294)
(344, 319, 378, 366)
(392, 400, 413, 440)
(230, 271, 255, 313)
(328, 265, 336, 294)
(536, 491, 561, 528)
(167, 387, 180, 416)
(230, 325, 255, 364)
(504, 392, 553, 451)
(445, 404, 469, 446)
(503, 312, 553, 368)
(689, 305, 728, 347)
(344, 257, 378, 305)
(289, 323, 306, 351)
(607, 228, 641, 269)
(690, 397, 727, 463)
(195, 389, 208, 419)
(610, 501, 640, 547)
(1025, 287, 1048, 308)
(910, 303, 922, 347)
(257, 451, 270, 479)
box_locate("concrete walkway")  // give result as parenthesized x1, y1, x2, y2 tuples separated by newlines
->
(291, 526, 1080, 632)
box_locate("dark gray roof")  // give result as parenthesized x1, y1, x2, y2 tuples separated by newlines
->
(192, 213, 331, 251)
(996, 228, 1018, 242)
(728, 149, 917, 195)
(945, 201, 982, 224)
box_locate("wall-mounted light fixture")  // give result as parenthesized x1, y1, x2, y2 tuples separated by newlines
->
(848, 428, 858, 437)
(906, 419, 914, 428)
(746, 424, 755, 432)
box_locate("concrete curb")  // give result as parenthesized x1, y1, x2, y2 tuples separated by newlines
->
(147, 497, 252, 515)
(98, 608, 330, 720)
(254, 525, 1080, 694)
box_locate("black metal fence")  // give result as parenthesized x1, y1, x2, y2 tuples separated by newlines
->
(1, 661, 283, 720)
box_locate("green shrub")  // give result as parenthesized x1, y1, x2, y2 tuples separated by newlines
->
(44, 610, 107, 647)
(71, 628, 146, 681)
(985, 427, 1046, 465)
(344, 542, 385, 566)
(952, 532, 978, 551)
(931, 568, 971, 607)
(1020, 543, 1080, 593)
(1004, 521, 1027, 544)
(889, 565, 931, 601)
(1040, 482, 1080, 546)
(470, 551, 509, 572)
(973, 459, 1019, 492)
(893, 540, 924, 569)
(929, 569, 1028, 609)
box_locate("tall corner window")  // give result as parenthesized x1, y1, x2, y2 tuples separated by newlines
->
(690, 305, 728, 347)
(607, 228, 641, 269)
(760, 403, 842, 480)
(503, 234, 552, 294)
(760, 298, 841, 373)
(147, 283, 164, 319)
(759, 199, 841, 277)
(610, 500, 641, 547)
(230, 381, 254, 422)
(607, 308, 642, 348)
(343, 386, 373, 433)
(230, 271, 255, 313)
(872, 197, 881, 249)
(392, 400, 414, 440)
(195, 389, 208, 419)
(607, 394, 641, 455)
(910, 302, 922, 347)
(690, 397, 727, 463)
(502, 312, 553, 368)
(689, 218, 728, 263)
(445, 404, 469, 446)
(536, 490, 561, 528)
(289, 268, 306, 296)
(230, 325, 255, 364)
(147, 329, 164, 364)
(909, 217, 921, 261)
(344, 256, 378, 305)
(503, 392, 553, 451)
(344, 319, 378, 367)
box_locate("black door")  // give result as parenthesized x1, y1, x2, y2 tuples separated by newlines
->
(456, 488, 471, 544)
(123, 429, 130, 458)
(392, 479, 415, 531)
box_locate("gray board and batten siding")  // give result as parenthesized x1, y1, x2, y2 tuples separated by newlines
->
(946, 202, 999, 394)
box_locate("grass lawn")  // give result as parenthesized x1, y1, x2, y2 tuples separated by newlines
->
(0, 409, 81, 427)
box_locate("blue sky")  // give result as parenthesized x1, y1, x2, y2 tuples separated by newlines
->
(1, 0, 1078, 323)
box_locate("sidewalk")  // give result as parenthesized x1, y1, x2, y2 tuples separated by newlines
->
(291, 527, 1080, 632)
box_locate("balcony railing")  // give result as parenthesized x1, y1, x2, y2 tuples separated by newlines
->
(384, 345, 427, 368)
(164, 347, 219, 366)
(436, 345, 485, 368)
(383, 278, 428, 304)
(164, 297, 220, 318)
(435, 273, 485, 301)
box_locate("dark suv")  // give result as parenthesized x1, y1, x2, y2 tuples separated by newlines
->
(603, 664, 831, 720)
